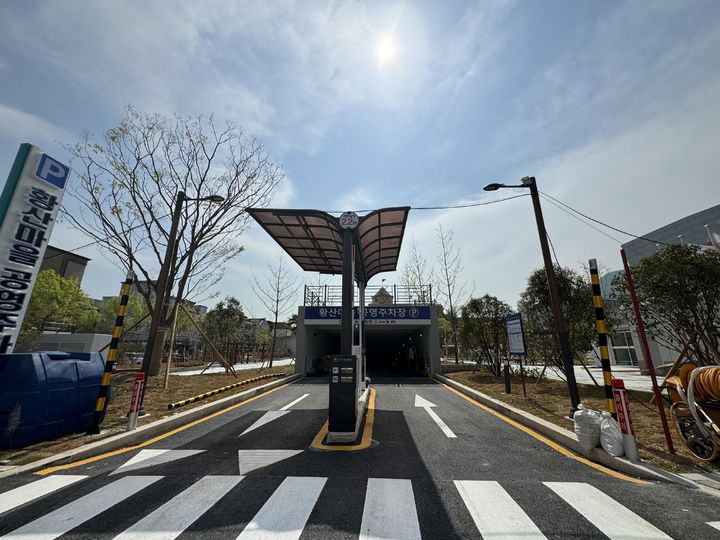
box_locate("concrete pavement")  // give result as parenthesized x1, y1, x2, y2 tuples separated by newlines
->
(540, 364, 659, 392)
(1, 377, 719, 538)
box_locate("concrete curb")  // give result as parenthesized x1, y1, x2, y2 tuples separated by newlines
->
(435, 374, 696, 487)
(0, 373, 303, 478)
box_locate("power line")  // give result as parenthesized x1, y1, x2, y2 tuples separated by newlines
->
(539, 191, 672, 246)
(540, 193, 622, 243)
(325, 192, 530, 214)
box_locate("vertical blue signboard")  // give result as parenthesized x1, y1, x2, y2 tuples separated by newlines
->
(0, 144, 70, 352)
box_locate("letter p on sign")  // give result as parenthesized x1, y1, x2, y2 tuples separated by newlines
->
(36, 154, 69, 188)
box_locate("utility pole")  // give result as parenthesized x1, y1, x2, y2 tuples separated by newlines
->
(525, 176, 581, 415)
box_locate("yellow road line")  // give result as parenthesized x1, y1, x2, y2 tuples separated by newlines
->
(311, 388, 376, 451)
(35, 382, 293, 475)
(441, 383, 648, 485)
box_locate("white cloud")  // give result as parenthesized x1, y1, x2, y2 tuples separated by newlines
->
(0, 103, 74, 148)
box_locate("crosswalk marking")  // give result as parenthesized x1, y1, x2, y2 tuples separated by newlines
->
(114, 476, 243, 540)
(360, 478, 421, 540)
(237, 476, 326, 540)
(545, 482, 672, 540)
(1, 475, 162, 540)
(454, 480, 546, 539)
(0, 475, 86, 515)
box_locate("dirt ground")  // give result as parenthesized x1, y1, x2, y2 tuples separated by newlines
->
(0, 366, 290, 467)
(446, 367, 720, 474)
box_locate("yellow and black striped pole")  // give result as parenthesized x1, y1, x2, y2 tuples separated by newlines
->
(87, 271, 134, 434)
(589, 259, 616, 419)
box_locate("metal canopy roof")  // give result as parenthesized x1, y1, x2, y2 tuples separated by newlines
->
(246, 206, 411, 283)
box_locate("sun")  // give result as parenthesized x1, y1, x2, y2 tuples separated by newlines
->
(375, 35, 397, 66)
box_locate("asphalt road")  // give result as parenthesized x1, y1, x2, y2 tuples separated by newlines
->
(1, 377, 719, 539)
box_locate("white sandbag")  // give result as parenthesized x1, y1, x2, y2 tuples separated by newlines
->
(573, 404, 602, 452)
(600, 412, 625, 457)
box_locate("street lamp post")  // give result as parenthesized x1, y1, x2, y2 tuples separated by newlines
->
(484, 177, 581, 416)
(138, 190, 224, 411)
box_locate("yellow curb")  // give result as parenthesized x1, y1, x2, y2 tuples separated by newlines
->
(35, 381, 293, 475)
(442, 383, 648, 485)
(311, 388, 376, 451)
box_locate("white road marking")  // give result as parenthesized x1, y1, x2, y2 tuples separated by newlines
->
(238, 450, 303, 474)
(454, 480, 546, 539)
(114, 476, 243, 540)
(545, 482, 672, 539)
(2, 475, 162, 540)
(111, 449, 204, 475)
(237, 476, 326, 540)
(360, 478, 421, 540)
(414, 394, 457, 438)
(240, 411, 290, 436)
(0, 475, 86, 515)
(709, 521, 720, 531)
(280, 393, 310, 410)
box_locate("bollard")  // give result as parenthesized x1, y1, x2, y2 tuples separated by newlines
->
(127, 372, 146, 432)
(503, 358, 511, 394)
(87, 271, 134, 435)
(612, 379, 639, 462)
(589, 259, 616, 420)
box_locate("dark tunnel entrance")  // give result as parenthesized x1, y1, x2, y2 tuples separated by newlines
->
(365, 327, 429, 378)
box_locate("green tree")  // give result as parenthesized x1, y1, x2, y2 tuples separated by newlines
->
(460, 295, 513, 376)
(614, 245, 720, 365)
(17, 270, 99, 351)
(95, 293, 149, 334)
(202, 297, 246, 363)
(518, 266, 595, 373)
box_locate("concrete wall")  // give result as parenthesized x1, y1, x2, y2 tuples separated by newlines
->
(36, 333, 111, 357)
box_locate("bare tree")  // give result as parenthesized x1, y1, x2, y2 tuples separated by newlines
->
(65, 107, 283, 374)
(251, 252, 300, 368)
(435, 224, 468, 364)
(400, 237, 433, 304)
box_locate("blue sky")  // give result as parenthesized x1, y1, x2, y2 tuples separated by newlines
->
(1, 0, 719, 320)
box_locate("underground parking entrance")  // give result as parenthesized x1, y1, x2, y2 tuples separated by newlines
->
(296, 287, 441, 379)
(248, 206, 440, 443)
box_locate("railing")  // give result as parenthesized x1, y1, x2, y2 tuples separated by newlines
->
(304, 284, 432, 306)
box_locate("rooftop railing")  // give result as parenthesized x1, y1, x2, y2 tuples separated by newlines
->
(304, 284, 432, 306)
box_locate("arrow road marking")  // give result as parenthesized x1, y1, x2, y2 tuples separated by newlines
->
(280, 393, 309, 410)
(414, 395, 457, 438)
(238, 450, 303, 474)
(240, 394, 310, 437)
(111, 449, 204, 475)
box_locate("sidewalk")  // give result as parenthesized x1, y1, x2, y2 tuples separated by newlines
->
(539, 365, 656, 393)
(173, 357, 295, 376)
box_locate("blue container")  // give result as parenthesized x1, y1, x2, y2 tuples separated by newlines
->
(0, 351, 108, 448)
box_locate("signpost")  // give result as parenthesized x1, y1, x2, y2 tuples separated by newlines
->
(505, 314, 527, 396)
(0, 144, 70, 353)
(127, 371, 146, 431)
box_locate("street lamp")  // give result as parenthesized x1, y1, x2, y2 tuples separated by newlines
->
(138, 190, 225, 411)
(484, 176, 581, 416)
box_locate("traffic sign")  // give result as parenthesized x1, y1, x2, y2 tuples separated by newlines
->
(339, 211, 359, 229)
(506, 314, 527, 357)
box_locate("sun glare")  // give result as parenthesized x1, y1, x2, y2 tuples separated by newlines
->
(375, 35, 397, 66)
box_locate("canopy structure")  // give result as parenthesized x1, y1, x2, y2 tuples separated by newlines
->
(246, 207, 410, 284)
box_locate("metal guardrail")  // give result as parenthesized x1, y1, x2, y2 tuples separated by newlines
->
(304, 284, 432, 306)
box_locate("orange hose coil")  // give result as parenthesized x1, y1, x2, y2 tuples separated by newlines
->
(692, 367, 720, 401)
